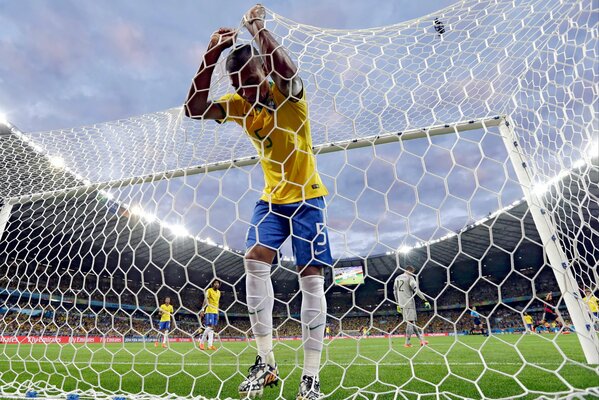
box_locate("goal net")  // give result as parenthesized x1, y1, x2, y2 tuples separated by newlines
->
(1, 0, 598, 399)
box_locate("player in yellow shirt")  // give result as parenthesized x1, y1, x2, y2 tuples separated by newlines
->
(523, 312, 534, 333)
(583, 288, 599, 319)
(155, 297, 174, 348)
(199, 279, 221, 351)
(185, 5, 331, 399)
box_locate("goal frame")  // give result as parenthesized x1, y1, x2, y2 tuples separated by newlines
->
(1, 114, 597, 364)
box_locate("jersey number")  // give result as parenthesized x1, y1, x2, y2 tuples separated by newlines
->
(398, 280, 405, 292)
(253, 128, 273, 149)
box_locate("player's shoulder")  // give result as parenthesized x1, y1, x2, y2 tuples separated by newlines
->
(272, 81, 306, 106)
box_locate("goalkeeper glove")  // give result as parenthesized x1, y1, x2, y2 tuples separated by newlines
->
(424, 301, 431, 310)
(397, 306, 402, 314)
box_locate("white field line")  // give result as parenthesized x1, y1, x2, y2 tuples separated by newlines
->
(0, 359, 572, 367)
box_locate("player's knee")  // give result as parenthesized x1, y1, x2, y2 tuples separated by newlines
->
(245, 246, 276, 264)
(298, 265, 323, 277)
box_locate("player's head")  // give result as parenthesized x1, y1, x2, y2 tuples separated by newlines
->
(405, 265, 416, 275)
(212, 279, 220, 290)
(472, 306, 477, 311)
(584, 288, 591, 295)
(165, 297, 171, 305)
(226, 44, 270, 104)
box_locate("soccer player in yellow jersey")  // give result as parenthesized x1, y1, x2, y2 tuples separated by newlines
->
(199, 279, 221, 351)
(185, 5, 331, 399)
(523, 312, 534, 333)
(583, 288, 599, 319)
(156, 297, 174, 348)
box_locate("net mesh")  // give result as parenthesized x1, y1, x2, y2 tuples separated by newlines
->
(0, 0, 597, 399)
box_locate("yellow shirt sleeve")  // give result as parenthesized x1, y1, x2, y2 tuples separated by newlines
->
(215, 93, 246, 124)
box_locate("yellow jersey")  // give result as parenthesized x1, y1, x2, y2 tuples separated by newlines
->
(205, 288, 221, 315)
(160, 304, 173, 322)
(584, 294, 599, 313)
(217, 83, 328, 204)
(524, 315, 533, 324)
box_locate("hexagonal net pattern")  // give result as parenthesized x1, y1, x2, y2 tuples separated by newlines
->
(0, 0, 598, 399)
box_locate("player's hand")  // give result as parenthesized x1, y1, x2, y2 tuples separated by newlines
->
(244, 4, 266, 32)
(424, 301, 432, 310)
(208, 28, 237, 52)
(397, 306, 402, 314)
(199, 311, 205, 319)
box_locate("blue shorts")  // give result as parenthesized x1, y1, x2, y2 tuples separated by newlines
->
(159, 321, 171, 331)
(246, 197, 333, 266)
(526, 324, 533, 330)
(473, 318, 481, 326)
(204, 313, 218, 327)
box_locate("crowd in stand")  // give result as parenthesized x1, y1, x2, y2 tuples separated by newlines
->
(0, 260, 580, 339)
(2, 308, 558, 339)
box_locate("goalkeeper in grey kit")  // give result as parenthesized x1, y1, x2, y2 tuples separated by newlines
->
(393, 265, 431, 347)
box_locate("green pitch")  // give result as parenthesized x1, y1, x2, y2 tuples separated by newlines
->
(1, 335, 597, 399)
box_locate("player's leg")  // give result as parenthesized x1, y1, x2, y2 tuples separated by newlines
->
(163, 323, 170, 347)
(291, 197, 332, 399)
(403, 306, 417, 346)
(411, 318, 427, 346)
(156, 322, 165, 347)
(239, 201, 287, 397)
(207, 314, 217, 349)
(199, 330, 207, 346)
(405, 323, 413, 346)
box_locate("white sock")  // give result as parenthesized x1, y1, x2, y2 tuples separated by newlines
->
(245, 259, 275, 366)
(200, 328, 208, 345)
(208, 328, 214, 347)
(300, 275, 326, 378)
(163, 330, 169, 344)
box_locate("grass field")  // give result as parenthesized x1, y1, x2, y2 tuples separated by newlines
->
(1, 334, 598, 399)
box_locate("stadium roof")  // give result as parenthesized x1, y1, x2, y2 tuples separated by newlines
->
(1, 123, 597, 289)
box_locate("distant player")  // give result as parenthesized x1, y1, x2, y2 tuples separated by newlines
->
(325, 325, 332, 340)
(583, 288, 598, 318)
(156, 297, 174, 348)
(393, 265, 431, 348)
(185, 4, 332, 399)
(523, 312, 534, 334)
(542, 292, 563, 331)
(470, 306, 487, 336)
(199, 279, 221, 351)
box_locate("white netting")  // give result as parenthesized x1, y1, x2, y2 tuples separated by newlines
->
(0, 0, 598, 399)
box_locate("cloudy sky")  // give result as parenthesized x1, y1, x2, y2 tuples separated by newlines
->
(2, 0, 536, 258)
(1, 0, 458, 132)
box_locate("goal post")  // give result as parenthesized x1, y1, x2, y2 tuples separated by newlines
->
(497, 116, 599, 364)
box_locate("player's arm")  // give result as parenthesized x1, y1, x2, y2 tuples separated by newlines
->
(199, 295, 208, 317)
(185, 28, 237, 120)
(410, 279, 431, 309)
(243, 4, 302, 99)
(393, 278, 402, 313)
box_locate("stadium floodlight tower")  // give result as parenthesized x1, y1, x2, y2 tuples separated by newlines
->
(0, 0, 598, 399)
